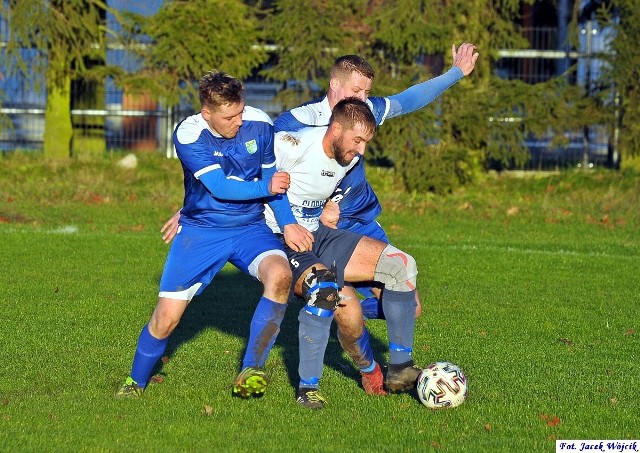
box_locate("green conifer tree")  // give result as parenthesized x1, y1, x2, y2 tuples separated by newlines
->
(114, 0, 268, 108)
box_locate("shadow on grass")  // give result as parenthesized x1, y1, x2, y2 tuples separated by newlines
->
(158, 268, 389, 391)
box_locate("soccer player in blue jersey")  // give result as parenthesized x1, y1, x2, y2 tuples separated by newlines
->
(272, 44, 478, 396)
(115, 71, 313, 399)
(266, 98, 421, 409)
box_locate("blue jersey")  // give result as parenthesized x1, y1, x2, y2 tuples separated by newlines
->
(174, 106, 275, 228)
(273, 67, 463, 229)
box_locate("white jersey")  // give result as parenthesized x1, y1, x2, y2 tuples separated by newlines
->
(264, 127, 359, 233)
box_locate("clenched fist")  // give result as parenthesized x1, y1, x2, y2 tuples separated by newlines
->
(269, 171, 291, 195)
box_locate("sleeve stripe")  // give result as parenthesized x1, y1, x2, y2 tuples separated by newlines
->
(262, 161, 276, 169)
(194, 164, 221, 179)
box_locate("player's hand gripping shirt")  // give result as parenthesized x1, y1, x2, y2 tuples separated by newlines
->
(173, 106, 275, 228)
(264, 127, 359, 233)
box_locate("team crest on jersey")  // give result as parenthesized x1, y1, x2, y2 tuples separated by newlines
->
(321, 170, 335, 177)
(245, 139, 258, 154)
(281, 133, 300, 146)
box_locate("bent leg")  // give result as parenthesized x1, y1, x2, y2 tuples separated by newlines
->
(334, 286, 374, 371)
(130, 297, 189, 387)
(242, 254, 292, 369)
(345, 239, 418, 366)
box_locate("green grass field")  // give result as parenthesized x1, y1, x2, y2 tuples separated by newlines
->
(1, 153, 638, 452)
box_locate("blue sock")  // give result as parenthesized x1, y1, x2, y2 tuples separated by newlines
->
(361, 296, 385, 320)
(130, 324, 168, 387)
(337, 326, 375, 372)
(298, 308, 333, 388)
(381, 289, 417, 365)
(242, 297, 287, 369)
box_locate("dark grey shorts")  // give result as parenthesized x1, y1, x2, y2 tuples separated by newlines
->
(278, 223, 363, 287)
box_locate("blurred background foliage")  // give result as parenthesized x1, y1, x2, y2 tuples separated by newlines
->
(1, 0, 637, 193)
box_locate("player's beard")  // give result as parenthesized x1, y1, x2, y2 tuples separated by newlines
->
(332, 141, 356, 167)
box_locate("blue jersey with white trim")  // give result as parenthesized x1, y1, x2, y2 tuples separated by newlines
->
(174, 106, 275, 228)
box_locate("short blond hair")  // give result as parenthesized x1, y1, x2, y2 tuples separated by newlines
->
(330, 55, 375, 82)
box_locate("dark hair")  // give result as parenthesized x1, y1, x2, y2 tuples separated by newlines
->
(329, 97, 376, 136)
(198, 71, 244, 109)
(331, 55, 375, 81)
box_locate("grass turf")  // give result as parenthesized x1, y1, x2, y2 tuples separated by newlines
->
(1, 153, 638, 452)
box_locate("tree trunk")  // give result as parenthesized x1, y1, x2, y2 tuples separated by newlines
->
(43, 55, 73, 159)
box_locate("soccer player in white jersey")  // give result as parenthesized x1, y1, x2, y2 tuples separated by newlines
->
(266, 98, 421, 409)
(272, 45, 478, 395)
(115, 71, 313, 399)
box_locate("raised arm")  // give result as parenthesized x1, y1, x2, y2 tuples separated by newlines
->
(386, 42, 479, 119)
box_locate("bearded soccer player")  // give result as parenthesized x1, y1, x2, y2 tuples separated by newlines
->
(266, 98, 421, 409)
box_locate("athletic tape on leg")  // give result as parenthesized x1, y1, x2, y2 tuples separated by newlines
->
(303, 267, 340, 316)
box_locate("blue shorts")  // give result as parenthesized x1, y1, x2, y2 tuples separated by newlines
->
(280, 223, 363, 288)
(159, 221, 286, 300)
(343, 220, 389, 244)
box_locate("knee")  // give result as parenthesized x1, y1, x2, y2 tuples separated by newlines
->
(148, 313, 178, 339)
(262, 259, 293, 296)
(374, 245, 418, 292)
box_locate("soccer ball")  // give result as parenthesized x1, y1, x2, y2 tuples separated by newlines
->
(416, 361, 468, 409)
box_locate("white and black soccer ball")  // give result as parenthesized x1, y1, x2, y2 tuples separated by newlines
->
(416, 361, 468, 409)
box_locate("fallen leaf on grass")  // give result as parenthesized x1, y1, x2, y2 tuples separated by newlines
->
(539, 413, 561, 427)
(458, 202, 473, 211)
(149, 375, 164, 384)
(202, 405, 213, 416)
(81, 193, 107, 205)
(624, 328, 636, 336)
(161, 356, 170, 364)
(558, 338, 574, 346)
(609, 397, 618, 406)
(506, 206, 519, 216)
(548, 416, 561, 427)
(484, 424, 491, 432)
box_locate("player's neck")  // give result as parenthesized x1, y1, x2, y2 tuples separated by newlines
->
(327, 90, 340, 110)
